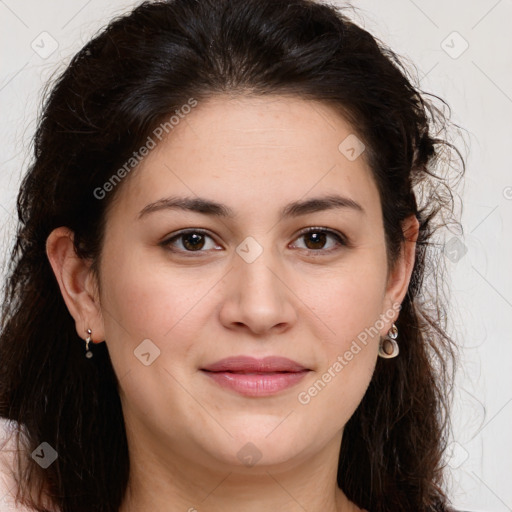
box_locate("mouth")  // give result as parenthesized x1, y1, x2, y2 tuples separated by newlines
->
(201, 355, 309, 373)
(200, 356, 311, 397)
(200, 369, 310, 397)
(202, 370, 304, 374)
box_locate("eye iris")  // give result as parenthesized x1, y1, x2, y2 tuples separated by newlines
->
(183, 233, 205, 251)
(177, 231, 333, 252)
(304, 231, 326, 250)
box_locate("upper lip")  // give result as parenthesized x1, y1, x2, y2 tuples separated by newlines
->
(201, 356, 309, 373)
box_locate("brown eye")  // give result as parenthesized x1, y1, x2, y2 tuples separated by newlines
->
(181, 232, 206, 251)
(162, 230, 220, 253)
(303, 231, 328, 250)
(292, 228, 346, 253)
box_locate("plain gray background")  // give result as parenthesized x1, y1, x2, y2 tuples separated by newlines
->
(1, 1, 511, 511)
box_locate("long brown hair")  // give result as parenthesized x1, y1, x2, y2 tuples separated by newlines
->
(0, 0, 465, 510)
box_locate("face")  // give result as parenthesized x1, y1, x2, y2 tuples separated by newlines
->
(88, 95, 405, 473)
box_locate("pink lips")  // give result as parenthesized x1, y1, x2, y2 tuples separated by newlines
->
(201, 356, 311, 397)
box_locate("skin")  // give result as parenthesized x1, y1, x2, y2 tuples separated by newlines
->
(46, 94, 419, 512)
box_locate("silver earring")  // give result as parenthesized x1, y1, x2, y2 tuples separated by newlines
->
(378, 323, 399, 358)
(85, 329, 93, 359)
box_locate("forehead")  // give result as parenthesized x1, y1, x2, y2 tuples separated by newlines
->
(109, 94, 380, 221)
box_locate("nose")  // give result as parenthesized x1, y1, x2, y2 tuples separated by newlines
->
(218, 245, 298, 336)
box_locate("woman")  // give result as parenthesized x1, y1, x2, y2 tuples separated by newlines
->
(0, 0, 465, 510)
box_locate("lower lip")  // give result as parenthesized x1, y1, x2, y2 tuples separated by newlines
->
(201, 370, 310, 397)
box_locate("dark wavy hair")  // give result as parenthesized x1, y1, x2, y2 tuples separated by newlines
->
(0, 0, 465, 511)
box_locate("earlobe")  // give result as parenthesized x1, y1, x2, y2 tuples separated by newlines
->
(45, 226, 105, 343)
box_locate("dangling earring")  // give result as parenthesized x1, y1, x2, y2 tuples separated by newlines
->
(378, 323, 399, 358)
(85, 329, 93, 359)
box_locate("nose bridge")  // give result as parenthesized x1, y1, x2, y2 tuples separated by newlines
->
(220, 234, 296, 333)
(235, 234, 282, 297)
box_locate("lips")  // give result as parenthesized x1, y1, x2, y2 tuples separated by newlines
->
(200, 356, 311, 397)
(201, 355, 308, 373)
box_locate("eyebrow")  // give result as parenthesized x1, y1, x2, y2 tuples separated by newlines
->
(137, 194, 365, 220)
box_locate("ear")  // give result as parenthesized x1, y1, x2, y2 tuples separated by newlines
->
(380, 214, 420, 333)
(45, 226, 105, 343)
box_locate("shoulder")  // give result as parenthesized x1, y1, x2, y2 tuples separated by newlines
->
(0, 417, 20, 509)
(0, 417, 37, 511)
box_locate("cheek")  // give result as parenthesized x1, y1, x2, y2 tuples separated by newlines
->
(308, 253, 388, 345)
(298, 287, 379, 434)
(297, 254, 386, 419)
(100, 242, 210, 338)
(98, 245, 228, 391)
(97, 249, 213, 427)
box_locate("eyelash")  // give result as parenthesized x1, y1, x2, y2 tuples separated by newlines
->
(160, 227, 348, 256)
